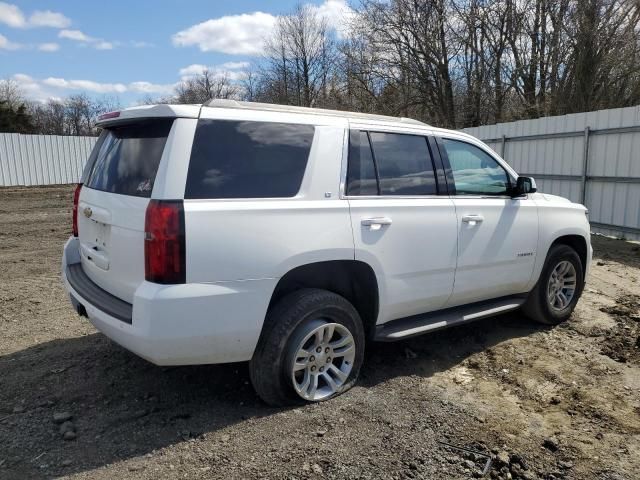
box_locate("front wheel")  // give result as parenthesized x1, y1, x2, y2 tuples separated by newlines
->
(250, 289, 365, 406)
(523, 244, 584, 325)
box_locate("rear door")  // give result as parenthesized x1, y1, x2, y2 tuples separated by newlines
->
(346, 129, 458, 324)
(77, 119, 174, 303)
(436, 136, 538, 306)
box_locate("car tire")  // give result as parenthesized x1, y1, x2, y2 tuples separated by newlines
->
(249, 288, 365, 406)
(523, 244, 584, 325)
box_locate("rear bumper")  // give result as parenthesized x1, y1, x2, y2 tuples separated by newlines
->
(61, 237, 276, 365)
(66, 263, 133, 323)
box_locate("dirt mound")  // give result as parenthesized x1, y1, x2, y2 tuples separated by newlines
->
(600, 294, 640, 363)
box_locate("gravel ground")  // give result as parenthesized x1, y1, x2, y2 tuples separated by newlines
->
(0, 185, 638, 480)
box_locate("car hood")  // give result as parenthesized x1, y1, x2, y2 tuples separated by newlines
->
(532, 192, 587, 211)
(536, 192, 572, 204)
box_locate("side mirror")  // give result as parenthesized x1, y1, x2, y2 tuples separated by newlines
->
(512, 176, 537, 197)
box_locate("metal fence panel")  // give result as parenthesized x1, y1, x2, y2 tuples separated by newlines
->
(0, 133, 96, 187)
(463, 105, 640, 240)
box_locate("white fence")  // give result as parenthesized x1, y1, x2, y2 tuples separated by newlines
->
(463, 105, 640, 240)
(0, 133, 97, 186)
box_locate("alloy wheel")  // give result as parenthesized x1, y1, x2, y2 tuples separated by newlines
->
(547, 260, 577, 311)
(289, 320, 356, 401)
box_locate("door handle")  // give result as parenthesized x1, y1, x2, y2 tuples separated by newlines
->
(461, 214, 484, 226)
(361, 217, 392, 231)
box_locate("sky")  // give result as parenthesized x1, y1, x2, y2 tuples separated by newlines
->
(0, 0, 353, 105)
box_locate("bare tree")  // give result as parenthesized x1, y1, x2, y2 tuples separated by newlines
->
(560, 0, 640, 113)
(175, 70, 240, 104)
(29, 99, 66, 135)
(355, 0, 458, 127)
(0, 78, 25, 109)
(261, 4, 335, 107)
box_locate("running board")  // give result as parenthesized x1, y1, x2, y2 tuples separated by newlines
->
(374, 296, 526, 342)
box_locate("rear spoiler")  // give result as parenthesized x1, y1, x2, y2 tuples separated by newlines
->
(96, 104, 202, 128)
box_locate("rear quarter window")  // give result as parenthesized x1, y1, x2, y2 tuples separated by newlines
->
(185, 120, 315, 199)
(84, 119, 173, 198)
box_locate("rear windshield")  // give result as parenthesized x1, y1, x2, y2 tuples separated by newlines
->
(185, 119, 315, 199)
(83, 119, 173, 197)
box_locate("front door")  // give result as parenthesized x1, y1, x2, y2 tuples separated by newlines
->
(346, 129, 458, 324)
(437, 136, 539, 307)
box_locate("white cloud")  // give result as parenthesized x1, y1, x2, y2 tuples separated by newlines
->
(28, 10, 71, 28)
(178, 64, 209, 77)
(43, 77, 128, 94)
(178, 62, 249, 81)
(0, 3, 70, 28)
(172, 11, 276, 55)
(10, 74, 51, 101)
(58, 29, 94, 42)
(171, 1, 355, 55)
(219, 61, 250, 70)
(38, 42, 60, 52)
(128, 81, 176, 94)
(58, 29, 118, 50)
(310, 0, 355, 38)
(0, 2, 25, 28)
(0, 33, 21, 50)
(10, 73, 176, 101)
(95, 41, 113, 50)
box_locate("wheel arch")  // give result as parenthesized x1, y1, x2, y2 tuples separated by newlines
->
(267, 260, 379, 337)
(549, 234, 588, 272)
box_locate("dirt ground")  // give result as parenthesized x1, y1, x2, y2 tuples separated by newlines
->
(0, 185, 638, 480)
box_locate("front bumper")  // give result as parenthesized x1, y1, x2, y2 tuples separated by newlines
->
(61, 237, 276, 365)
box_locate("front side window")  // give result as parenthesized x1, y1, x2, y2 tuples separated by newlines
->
(347, 130, 437, 196)
(440, 138, 510, 195)
(185, 120, 315, 199)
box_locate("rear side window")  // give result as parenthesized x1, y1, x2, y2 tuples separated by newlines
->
(84, 119, 173, 198)
(347, 130, 437, 196)
(185, 120, 315, 199)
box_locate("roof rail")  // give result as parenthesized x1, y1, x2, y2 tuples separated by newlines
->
(204, 99, 428, 126)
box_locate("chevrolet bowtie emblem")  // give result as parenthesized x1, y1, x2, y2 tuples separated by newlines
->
(83, 207, 93, 218)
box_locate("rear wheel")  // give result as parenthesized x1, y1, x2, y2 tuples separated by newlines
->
(250, 289, 365, 406)
(523, 244, 584, 325)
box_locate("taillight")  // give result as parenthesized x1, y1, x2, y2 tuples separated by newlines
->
(144, 200, 186, 284)
(72, 183, 82, 237)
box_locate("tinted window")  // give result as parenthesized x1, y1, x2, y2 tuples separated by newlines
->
(347, 130, 378, 195)
(185, 120, 314, 199)
(84, 119, 173, 197)
(441, 138, 510, 195)
(368, 132, 437, 195)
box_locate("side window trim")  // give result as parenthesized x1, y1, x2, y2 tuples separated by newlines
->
(426, 135, 449, 195)
(345, 129, 446, 198)
(435, 135, 514, 197)
(364, 131, 381, 195)
(434, 135, 457, 195)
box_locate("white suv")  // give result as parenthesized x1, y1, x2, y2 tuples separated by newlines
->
(62, 100, 592, 405)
